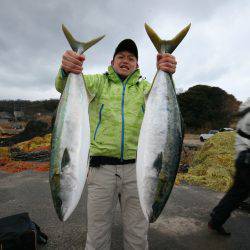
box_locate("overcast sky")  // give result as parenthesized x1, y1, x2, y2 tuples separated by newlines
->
(0, 0, 249, 102)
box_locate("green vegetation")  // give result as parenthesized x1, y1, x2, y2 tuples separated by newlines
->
(177, 85, 240, 132)
(1, 84, 240, 133)
(0, 99, 59, 115)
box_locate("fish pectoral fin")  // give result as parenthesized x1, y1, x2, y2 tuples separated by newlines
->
(153, 152, 163, 175)
(62, 24, 105, 53)
(61, 148, 70, 171)
(144, 23, 191, 54)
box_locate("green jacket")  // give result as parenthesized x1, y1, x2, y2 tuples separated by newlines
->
(55, 66, 151, 160)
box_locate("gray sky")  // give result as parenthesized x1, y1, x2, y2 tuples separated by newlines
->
(0, 0, 249, 102)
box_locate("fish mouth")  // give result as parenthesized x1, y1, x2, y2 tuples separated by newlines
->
(149, 212, 157, 223)
(51, 194, 64, 220)
(60, 206, 72, 221)
(141, 207, 154, 223)
(56, 201, 73, 221)
(50, 181, 72, 221)
(53, 194, 77, 221)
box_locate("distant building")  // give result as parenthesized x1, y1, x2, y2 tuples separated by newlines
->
(0, 111, 14, 124)
(13, 111, 25, 121)
(34, 112, 53, 126)
(11, 122, 24, 129)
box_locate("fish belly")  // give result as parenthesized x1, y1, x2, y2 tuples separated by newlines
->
(50, 74, 90, 221)
(136, 71, 182, 222)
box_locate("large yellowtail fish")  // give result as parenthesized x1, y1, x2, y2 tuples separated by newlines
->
(136, 23, 191, 223)
(50, 25, 104, 221)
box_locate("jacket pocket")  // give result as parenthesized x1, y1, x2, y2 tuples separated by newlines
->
(94, 104, 104, 141)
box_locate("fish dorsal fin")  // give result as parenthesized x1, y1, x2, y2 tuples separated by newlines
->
(61, 148, 70, 171)
(145, 23, 191, 54)
(62, 24, 105, 54)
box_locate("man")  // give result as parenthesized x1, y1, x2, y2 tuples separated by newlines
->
(208, 98, 250, 236)
(55, 39, 177, 249)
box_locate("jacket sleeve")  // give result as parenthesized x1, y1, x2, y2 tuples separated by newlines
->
(55, 68, 103, 97)
(235, 113, 250, 157)
(55, 68, 68, 93)
(83, 74, 104, 98)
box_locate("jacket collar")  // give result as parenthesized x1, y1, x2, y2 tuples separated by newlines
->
(107, 66, 141, 85)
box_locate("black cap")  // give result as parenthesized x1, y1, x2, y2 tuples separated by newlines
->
(113, 39, 138, 60)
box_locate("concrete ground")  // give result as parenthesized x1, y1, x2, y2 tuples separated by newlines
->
(0, 170, 249, 250)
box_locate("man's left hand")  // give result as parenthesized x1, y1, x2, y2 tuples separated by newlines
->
(157, 53, 177, 74)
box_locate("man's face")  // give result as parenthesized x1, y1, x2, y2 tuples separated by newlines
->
(111, 51, 138, 78)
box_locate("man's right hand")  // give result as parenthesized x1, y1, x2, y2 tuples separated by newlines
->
(61, 50, 85, 74)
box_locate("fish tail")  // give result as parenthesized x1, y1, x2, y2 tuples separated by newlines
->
(144, 23, 191, 54)
(62, 24, 105, 54)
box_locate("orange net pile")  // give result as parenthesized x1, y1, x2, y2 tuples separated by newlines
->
(0, 161, 49, 173)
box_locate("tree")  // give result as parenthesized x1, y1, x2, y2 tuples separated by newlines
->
(177, 85, 240, 132)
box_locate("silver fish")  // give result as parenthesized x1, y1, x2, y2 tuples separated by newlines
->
(136, 23, 191, 223)
(50, 25, 104, 221)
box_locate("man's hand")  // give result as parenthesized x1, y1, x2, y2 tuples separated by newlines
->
(157, 53, 177, 74)
(61, 50, 85, 74)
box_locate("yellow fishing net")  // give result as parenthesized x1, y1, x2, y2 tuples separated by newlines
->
(0, 134, 51, 173)
(15, 134, 51, 152)
(177, 132, 236, 192)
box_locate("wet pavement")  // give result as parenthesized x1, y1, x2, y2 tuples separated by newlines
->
(0, 171, 249, 250)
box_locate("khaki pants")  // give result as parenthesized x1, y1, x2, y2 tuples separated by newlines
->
(85, 164, 149, 250)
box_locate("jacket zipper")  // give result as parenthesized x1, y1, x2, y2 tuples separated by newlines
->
(94, 104, 104, 140)
(120, 83, 126, 161)
(119, 70, 138, 161)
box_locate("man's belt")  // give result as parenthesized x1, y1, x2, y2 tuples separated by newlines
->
(89, 156, 135, 167)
